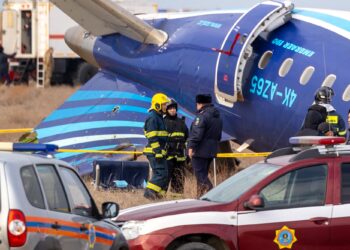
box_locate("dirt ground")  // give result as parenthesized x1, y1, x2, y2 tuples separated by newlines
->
(0, 84, 262, 209)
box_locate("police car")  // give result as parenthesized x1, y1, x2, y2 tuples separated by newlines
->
(116, 136, 350, 250)
(0, 143, 128, 250)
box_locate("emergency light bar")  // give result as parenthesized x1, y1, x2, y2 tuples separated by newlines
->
(289, 136, 346, 146)
(0, 142, 58, 152)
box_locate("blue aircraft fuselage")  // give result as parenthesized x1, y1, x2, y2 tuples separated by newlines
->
(91, 10, 350, 151)
(36, 4, 350, 173)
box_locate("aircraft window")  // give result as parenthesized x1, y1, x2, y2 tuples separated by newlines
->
(258, 51, 273, 69)
(279, 58, 293, 77)
(342, 85, 350, 102)
(299, 66, 315, 85)
(322, 74, 336, 88)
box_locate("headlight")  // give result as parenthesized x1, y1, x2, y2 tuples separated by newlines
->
(121, 221, 145, 240)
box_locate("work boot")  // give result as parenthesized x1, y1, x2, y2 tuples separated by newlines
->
(144, 188, 161, 200)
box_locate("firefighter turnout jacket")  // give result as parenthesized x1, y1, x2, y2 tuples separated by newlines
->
(325, 110, 347, 137)
(143, 110, 168, 158)
(164, 115, 188, 161)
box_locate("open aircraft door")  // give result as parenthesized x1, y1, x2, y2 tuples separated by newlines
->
(2, 10, 17, 55)
(214, 0, 293, 107)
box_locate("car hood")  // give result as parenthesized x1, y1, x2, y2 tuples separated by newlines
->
(115, 199, 234, 221)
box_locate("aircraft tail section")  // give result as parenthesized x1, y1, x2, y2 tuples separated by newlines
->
(35, 71, 194, 175)
(50, 0, 168, 45)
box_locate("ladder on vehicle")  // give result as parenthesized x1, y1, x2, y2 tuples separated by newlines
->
(214, 0, 294, 107)
(36, 58, 45, 87)
(35, 1, 49, 87)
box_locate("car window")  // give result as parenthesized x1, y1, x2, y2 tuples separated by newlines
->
(36, 164, 70, 213)
(260, 164, 327, 209)
(341, 163, 350, 204)
(59, 166, 93, 217)
(21, 166, 45, 209)
(202, 163, 281, 203)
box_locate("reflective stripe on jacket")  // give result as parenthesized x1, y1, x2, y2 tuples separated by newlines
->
(143, 110, 168, 157)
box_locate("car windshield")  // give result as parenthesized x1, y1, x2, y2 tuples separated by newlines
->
(201, 162, 281, 203)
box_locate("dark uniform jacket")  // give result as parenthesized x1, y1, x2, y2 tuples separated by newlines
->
(0, 52, 9, 75)
(302, 104, 328, 130)
(143, 110, 168, 158)
(164, 115, 189, 161)
(298, 104, 328, 136)
(188, 104, 223, 158)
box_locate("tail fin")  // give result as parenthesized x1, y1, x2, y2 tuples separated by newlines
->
(50, 0, 167, 45)
(35, 71, 194, 175)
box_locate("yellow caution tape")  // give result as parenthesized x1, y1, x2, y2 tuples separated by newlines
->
(216, 152, 271, 158)
(0, 128, 271, 158)
(57, 149, 143, 155)
(0, 128, 33, 134)
(58, 149, 270, 157)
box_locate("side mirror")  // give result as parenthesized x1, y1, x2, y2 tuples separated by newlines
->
(244, 194, 265, 210)
(102, 202, 119, 219)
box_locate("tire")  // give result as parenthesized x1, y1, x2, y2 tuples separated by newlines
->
(73, 62, 98, 86)
(176, 242, 216, 250)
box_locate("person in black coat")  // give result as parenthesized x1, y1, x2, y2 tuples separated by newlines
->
(164, 100, 189, 194)
(187, 94, 223, 197)
(0, 45, 15, 85)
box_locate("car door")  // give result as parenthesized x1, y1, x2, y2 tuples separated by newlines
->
(20, 165, 54, 249)
(330, 159, 350, 249)
(35, 164, 85, 249)
(237, 163, 333, 250)
(58, 165, 118, 250)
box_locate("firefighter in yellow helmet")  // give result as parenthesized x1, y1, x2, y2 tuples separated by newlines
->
(143, 93, 170, 200)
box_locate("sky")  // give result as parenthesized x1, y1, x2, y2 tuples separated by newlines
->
(1, 0, 350, 11)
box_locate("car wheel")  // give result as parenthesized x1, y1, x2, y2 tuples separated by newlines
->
(176, 242, 216, 250)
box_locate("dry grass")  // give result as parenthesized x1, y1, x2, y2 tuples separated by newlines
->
(0, 84, 262, 210)
(86, 156, 263, 210)
(0, 84, 77, 141)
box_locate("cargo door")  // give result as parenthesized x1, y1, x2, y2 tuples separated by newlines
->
(2, 10, 17, 54)
(214, 0, 293, 107)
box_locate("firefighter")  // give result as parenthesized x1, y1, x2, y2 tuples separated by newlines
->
(143, 93, 170, 200)
(298, 86, 346, 137)
(164, 99, 189, 194)
(315, 87, 346, 137)
(188, 94, 223, 197)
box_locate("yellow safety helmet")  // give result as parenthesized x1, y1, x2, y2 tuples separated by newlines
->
(151, 93, 170, 112)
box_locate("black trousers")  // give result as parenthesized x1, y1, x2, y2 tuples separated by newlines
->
(191, 157, 213, 197)
(167, 158, 185, 193)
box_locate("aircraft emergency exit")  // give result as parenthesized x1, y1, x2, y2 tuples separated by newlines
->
(35, 0, 350, 173)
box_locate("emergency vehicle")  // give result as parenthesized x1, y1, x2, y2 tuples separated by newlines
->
(116, 136, 350, 250)
(1, 0, 158, 87)
(0, 142, 128, 249)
